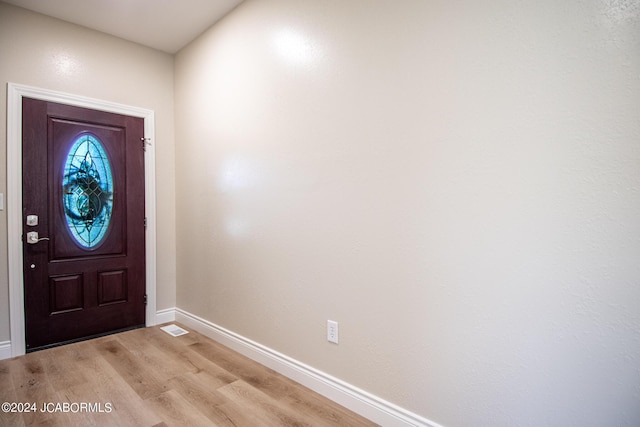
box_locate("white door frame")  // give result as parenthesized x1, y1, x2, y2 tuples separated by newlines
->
(6, 82, 157, 357)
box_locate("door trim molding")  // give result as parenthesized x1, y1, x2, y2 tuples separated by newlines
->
(7, 82, 158, 357)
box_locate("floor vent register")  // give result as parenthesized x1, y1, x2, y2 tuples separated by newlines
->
(160, 324, 189, 337)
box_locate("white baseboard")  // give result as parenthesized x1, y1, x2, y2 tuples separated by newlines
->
(175, 308, 440, 427)
(155, 307, 177, 324)
(0, 341, 12, 360)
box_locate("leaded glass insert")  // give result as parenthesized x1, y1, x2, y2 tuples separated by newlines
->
(62, 134, 113, 248)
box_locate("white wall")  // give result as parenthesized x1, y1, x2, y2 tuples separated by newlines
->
(175, 0, 640, 426)
(0, 2, 177, 341)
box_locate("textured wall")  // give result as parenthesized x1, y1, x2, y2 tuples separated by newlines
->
(175, 0, 640, 425)
(0, 3, 177, 340)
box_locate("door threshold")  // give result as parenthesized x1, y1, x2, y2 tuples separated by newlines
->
(26, 324, 145, 353)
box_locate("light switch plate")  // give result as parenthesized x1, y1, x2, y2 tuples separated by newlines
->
(0, 193, 3, 210)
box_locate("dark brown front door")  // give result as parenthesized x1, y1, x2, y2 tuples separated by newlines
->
(22, 98, 146, 351)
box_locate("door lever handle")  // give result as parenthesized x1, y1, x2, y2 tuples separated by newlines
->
(26, 231, 50, 244)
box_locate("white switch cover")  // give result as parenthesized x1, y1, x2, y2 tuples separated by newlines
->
(0, 193, 3, 210)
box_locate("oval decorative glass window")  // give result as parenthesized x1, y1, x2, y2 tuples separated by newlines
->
(62, 134, 113, 248)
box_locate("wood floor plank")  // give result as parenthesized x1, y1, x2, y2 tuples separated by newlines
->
(58, 351, 162, 427)
(0, 325, 378, 427)
(38, 344, 89, 392)
(94, 337, 169, 400)
(145, 327, 238, 386)
(0, 408, 25, 427)
(8, 354, 72, 426)
(217, 379, 319, 427)
(189, 337, 300, 401)
(75, 340, 162, 426)
(144, 388, 219, 427)
(114, 329, 197, 382)
(280, 382, 377, 427)
(166, 372, 241, 426)
(0, 361, 25, 427)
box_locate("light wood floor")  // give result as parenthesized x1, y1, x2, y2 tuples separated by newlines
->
(0, 324, 377, 426)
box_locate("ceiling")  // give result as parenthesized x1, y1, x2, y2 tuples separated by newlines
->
(2, 0, 244, 53)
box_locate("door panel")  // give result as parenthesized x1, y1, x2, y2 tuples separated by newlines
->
(22, 98, 146, 351)
(97, 270, 128, 306)
(49, 274, 84, 314)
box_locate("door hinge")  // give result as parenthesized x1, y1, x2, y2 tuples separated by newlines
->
(144, 217, 147, 229)
(144, 294, 148, 305)
(141, 137, 152, 152)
